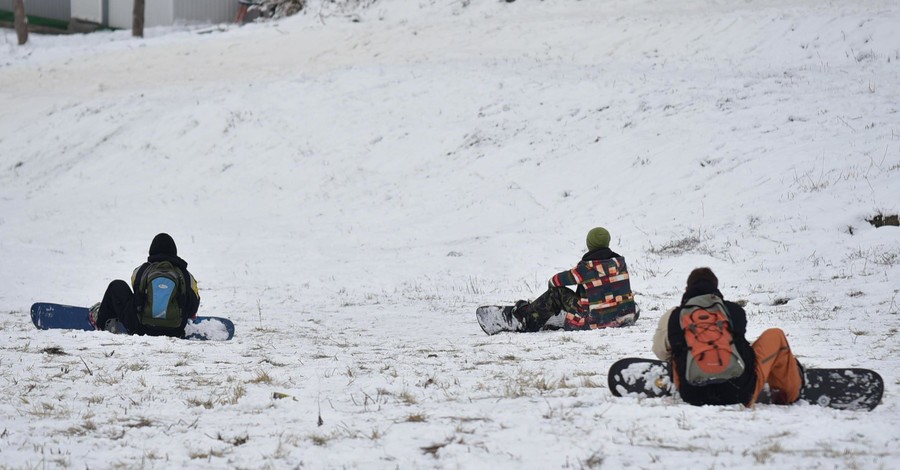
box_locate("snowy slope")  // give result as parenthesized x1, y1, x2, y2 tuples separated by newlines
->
(1, 0, 899, 468)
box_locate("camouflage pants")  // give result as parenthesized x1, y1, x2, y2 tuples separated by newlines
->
(522, 286, 581, 332)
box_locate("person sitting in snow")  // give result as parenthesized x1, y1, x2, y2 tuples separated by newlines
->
(510, 227, 639, 332)
(652, 267, 804, 406)
(89, 233, 200, 337)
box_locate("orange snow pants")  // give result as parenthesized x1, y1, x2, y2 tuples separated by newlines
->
(749, 328, 803, 406)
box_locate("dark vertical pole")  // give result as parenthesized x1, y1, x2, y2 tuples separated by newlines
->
(13, 0, 28, 45)
(133, 0, 145, 38)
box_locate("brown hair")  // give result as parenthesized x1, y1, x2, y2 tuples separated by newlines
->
(686, 267, 718, 290)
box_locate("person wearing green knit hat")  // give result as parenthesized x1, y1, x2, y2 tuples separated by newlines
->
(478, 226, 638, 334)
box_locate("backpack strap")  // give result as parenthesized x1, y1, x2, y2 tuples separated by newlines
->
(175, 268, 188, 308)
(132, 263, 151, 310)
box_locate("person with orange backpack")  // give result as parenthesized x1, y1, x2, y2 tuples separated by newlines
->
(89, 233, 200, 337)
(651, 267, 804, 406)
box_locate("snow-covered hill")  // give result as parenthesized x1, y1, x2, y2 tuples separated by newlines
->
(1, 0, 898, 468)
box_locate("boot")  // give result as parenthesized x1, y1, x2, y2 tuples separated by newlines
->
(504, 300, 530, 332)
(796, 359, 808, 401)
(88, 302, 101, 330)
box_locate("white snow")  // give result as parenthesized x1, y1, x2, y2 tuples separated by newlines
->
(1, 0, 899, 467)
(184, 318, 231, 341)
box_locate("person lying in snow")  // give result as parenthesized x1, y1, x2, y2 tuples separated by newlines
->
(652, 267, 804, 406)
(509, 226, 639, 332)
(89, 233, 200, 337)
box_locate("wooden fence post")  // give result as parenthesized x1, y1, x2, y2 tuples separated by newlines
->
(133, 0, 145, 37)
(13, 0, 28, 45)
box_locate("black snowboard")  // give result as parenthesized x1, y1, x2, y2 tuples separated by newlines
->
(608, 357, 884, 411)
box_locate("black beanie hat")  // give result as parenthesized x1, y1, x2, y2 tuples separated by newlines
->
(685, 267, 718, 292)
(149, 233, 177, 256)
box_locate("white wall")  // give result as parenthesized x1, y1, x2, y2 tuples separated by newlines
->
(175, 0, 239, 25)
(108, 0, 174, 29)
(71, 0, 104, 24)
(1, 0, 239, 29)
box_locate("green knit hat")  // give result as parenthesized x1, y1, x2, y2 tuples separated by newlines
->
(586, 227, 611, 251)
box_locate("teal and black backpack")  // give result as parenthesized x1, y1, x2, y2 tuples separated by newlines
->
(136, 261, 188, 332)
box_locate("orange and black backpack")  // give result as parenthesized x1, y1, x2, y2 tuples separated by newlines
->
(678, 294, 746, 386)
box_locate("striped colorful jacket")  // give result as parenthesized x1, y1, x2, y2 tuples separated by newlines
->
(550, 248, 637, 329)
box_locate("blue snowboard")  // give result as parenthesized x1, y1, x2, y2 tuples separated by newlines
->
(31, 302, 235, 341)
